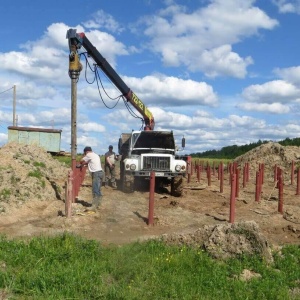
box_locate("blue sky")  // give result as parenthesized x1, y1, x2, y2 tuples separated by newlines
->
(1, 0, 300, 155)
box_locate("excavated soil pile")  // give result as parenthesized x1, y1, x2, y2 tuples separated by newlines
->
(0, 142, 69, 214)
(160, 221, 273, 262)
(234, 142, 300, 181)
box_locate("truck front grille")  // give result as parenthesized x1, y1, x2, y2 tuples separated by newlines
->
(143, 156, 170, 171)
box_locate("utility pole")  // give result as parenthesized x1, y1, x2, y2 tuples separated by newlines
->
(70, 75, 77, 170)
(13, 85, 16, 126)
(67, 31, 82, 173)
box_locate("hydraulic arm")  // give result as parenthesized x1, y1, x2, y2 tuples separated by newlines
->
(66, 28, 155, 130)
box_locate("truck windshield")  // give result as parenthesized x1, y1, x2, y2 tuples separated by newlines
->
(132, 131, 175, 149)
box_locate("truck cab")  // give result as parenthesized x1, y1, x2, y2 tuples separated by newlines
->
(119, 131, 186, 196)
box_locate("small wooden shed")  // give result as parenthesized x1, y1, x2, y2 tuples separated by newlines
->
(7, 126, 62, 153)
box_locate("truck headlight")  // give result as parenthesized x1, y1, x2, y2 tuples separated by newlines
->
(130, 164, 136, 170)
(175, 165, 182, 172)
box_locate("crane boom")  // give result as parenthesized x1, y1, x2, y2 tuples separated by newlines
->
(66, 28, 155, 130)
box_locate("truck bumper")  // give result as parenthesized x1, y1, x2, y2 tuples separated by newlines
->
(125, 171, 185, 178)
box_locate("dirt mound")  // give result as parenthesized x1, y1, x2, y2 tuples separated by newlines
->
(0, 142, 69, 214)
(234, 142, 300, 179)
(160, 221, 273, 262)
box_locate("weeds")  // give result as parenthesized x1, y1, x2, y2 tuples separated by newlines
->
(0, 189, 11, 201)
(10, 175, 21, 184)
(33, 161, 46, 168)
(28, 168, 47, 188)
(28, 169, 43, 179)
(0, 234, 298, 299)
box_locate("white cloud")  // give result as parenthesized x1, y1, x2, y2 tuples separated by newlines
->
(228, 115, 265, 127)
(82, 10, 124, 34)
(0, 111, 12, 124)
(124, 75, 219, 106)
(0, 133, 8, 145)
(238, 102, 290, 114)
(78, 122, 106, 133)
(241, 80, 300, 103)
(274, 66, 300, 86)
(286, 123, 300, 131)
(272, 0, 300, 13)
(76, 73, 219, 108)
(196, 45, 253, 78)
(0, 23, 129, 85)
(138, 0, 278, 77)
(78, 29, 129, 68)
(77, 135, 99, 148)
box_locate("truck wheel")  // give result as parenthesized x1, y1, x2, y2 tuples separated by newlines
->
(171, 175, 183, 197)
(122, 174, 134, 193)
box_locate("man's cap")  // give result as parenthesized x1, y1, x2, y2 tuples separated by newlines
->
(109, 145, 113, 148)
(84, 146, 92, 152)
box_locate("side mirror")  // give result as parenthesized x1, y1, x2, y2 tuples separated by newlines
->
(118, 137, 122, 154)
(182, 137, 186, 148)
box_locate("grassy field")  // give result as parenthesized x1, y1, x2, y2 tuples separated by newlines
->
(53, 154, 106, 167)
(0, 233, 299, 299)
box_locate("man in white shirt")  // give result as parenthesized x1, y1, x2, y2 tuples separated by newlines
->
(79, 146, 103, 210)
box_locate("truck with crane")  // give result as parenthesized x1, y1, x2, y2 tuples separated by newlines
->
(66, 29, 187, 196)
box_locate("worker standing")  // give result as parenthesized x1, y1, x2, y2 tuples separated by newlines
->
(79, 146, 103, 210)
(105, 145, 118, 188)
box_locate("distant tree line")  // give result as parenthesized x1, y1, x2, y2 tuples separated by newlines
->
(190, 137, 300, 159)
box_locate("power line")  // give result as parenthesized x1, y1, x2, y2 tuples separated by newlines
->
(0, 86, 13, 96)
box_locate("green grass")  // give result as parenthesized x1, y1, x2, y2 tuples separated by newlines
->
(33, 161, 46, 168)
(192, 158, 232, 167)
(0, 233, 299, 299)
(0, 189, 11, 201)
(52, 155, 73, 166)
(53, 154, 106, 167)
(28, 169, 43, 180)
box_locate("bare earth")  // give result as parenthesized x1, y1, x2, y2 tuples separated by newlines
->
(0, 142, 300, 249)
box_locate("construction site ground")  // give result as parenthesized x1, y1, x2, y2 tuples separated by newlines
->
(0, 142, 300, 249)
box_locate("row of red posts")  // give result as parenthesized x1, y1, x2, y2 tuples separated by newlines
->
(65, 158, 300, 223)
(187, 159, 300, 223)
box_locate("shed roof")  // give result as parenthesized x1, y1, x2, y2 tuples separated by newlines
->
(7, 126, 62, 134)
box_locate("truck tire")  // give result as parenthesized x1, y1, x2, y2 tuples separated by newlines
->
(171, 175, 183, 197)
(122, 174, 134, 193)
